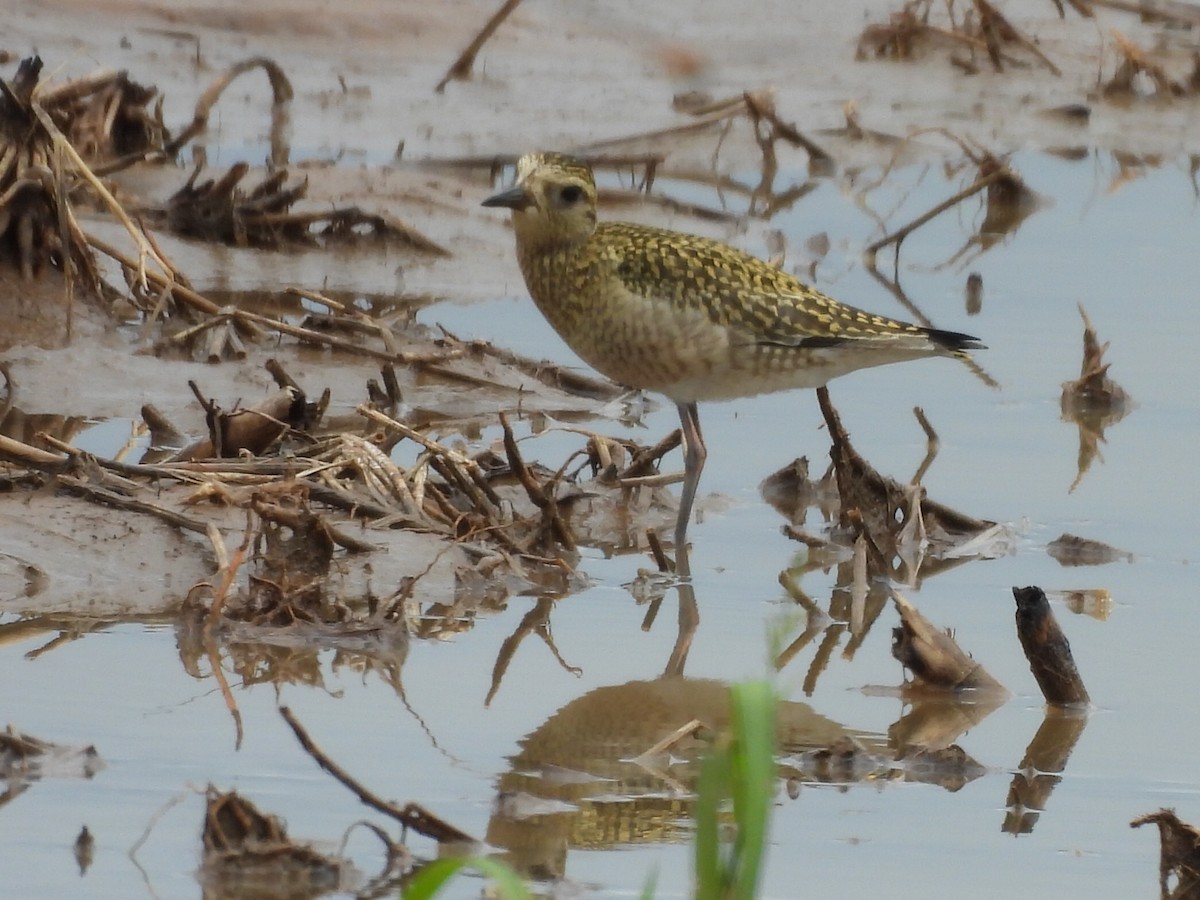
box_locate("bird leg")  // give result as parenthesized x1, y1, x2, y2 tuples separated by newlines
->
(674, 401, 706, 578)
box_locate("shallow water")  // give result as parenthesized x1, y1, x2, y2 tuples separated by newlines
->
(3, 149, 1199, 898)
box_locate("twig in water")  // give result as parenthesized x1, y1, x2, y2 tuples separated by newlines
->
(911, 406, 940, 485)
(865, 168, 1007, 261)
(279, 706, 476, 844)
(637, 719, 705, 759)
(646, 529, 673, 574)
(435, 0, 523, 93)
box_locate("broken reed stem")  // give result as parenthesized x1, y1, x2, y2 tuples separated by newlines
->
(973, 0, 1063, 75)
(164, 57, 293, 161)
(279, 705, 476, 844)
(891, 589, 1005, 692)
(202, 518, 252, 750)
(435, 0, 523, 92)
(911, 406, 939, 485)
(206, 522, 229, 573)
(619, 428, 683, 480)
(92, 240, 460, 366)
(1013, 585, 1090, 705)
(48, 139, 75, 343)
(646, 528, 674, 574)
(358, 406, 505, 517)
(219, 310, 456, 366)
(357, 406, 469, 467)
(38, 431, 295, 484)
(1089, 0, 1200, 26)
(206, 518, 250, 634)
(86, 233, 221, 314)
(498, 412, 575, 552)
(637, 718, 705, 759)
(56, 475, 210, 534)
(27, 103, 172, 290)
(0, 432, 70, 470)
(865, 168, 1007, 260)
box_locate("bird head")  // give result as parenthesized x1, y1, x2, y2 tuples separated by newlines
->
(483, 152, 598, 249)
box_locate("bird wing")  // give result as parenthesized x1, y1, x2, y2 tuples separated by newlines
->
(604, 223, 928, 348)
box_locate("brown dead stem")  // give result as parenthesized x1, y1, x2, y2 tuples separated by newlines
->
(617, 429, 683, 481)
(280, 705, 475, 845)
(165, 57, 293, 164)
(435, 0, 524, 93)
(865, 167, 1008, 260)
(55, 472, 211, 535)
(208, 511, 253, 694)
(974, 0, 1063, 76)
(442, 328, 624, 401)
(817, 387, 994, 573)
(1012, 586, 1090, 705)
(645, 529, 674, 574)
(499, 412, 576, 553)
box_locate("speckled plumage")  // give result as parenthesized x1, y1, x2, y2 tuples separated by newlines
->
(483, 152, 983, 571)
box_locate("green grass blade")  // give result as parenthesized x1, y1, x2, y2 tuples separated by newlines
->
(694, 733, 733, 900)
(728, 679, 776, 900)
(639, 866, 659, 900)
(403, 855, 532, 900)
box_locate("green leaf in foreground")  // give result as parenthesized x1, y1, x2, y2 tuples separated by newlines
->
(727, 679, 776, 900)
(403, 855, 532, 900)
(693, 678, 777, 900)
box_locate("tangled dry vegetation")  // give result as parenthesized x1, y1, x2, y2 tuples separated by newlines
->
(0, 55, 446, 330)
(0, 52, 665, 673)
(858, 0, 1200, 98)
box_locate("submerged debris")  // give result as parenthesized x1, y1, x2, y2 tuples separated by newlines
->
(1061, 304, 1133, 490)
(1061, 304, 1132, 417)
(200, 786, 352, 895)
(152, 163, 450, 252)
(1055, 588, 1114, 620)
(1047, 533, 1134, 567)
(891, 591, 1005, 693)
(0, 725, 104, 782)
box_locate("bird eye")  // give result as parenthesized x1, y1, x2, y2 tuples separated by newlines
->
(559, 185, 583, 205)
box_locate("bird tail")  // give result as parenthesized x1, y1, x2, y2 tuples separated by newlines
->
(926, 327, 986, 354)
